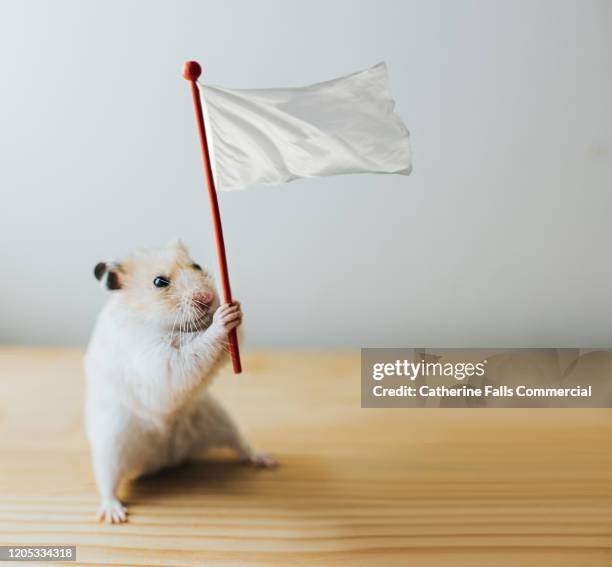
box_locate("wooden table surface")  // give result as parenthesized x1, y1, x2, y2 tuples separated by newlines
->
(0, 348, 611, 566)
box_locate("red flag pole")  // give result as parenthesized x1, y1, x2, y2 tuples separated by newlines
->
(183, 60, 242, 374)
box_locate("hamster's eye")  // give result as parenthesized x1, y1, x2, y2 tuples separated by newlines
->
(153, 276, 170, 288)
(192, 263, 202, 271)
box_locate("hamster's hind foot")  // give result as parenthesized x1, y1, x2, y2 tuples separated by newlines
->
(243, 453, 279, 469)
(96, 498, 128, 524)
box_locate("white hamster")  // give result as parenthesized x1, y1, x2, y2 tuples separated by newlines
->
(84, 239, 277, 524)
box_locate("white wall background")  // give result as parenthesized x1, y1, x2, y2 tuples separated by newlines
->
(1, 0, 611, 348)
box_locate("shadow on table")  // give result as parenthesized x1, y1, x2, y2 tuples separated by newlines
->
(123, 453, 334, 511)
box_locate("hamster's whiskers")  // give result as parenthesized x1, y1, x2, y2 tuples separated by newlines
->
(192, 297, 210, 313)
(167, 298, 215, 349)
(192, 299, 213, 326)
(179, 303, 189, 351)
(167, 303, 183, 347)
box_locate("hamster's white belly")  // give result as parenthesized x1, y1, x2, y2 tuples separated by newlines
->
(85, 379, 224, 480)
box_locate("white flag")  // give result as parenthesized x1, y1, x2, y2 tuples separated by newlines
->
(200, 63, 411, 191)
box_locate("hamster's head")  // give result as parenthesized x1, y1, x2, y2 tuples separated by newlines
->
(94, 239, 219, 332)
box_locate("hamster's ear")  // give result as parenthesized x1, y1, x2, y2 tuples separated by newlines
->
(94, 261, 123, 290)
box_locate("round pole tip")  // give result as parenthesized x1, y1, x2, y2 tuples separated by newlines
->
(183, 61, 202, 81)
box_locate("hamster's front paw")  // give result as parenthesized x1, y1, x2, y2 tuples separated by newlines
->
(96, 498, 128, 524)
(244, 453, 279, 469)
(212, 301, 243, 334)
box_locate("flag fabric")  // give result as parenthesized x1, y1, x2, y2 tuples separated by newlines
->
(199, 62, 411, 191)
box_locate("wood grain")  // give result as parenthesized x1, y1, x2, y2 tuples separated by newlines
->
(0, 348, 610, 566)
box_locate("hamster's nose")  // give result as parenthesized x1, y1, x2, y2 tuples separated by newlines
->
(193, 291, 213, 306)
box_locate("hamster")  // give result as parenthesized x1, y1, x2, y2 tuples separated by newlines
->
(84, 239, 277, 524)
